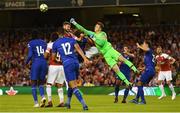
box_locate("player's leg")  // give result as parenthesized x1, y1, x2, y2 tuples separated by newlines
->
(31, 80, 39, 107)
(64, 62, 88, 110)
(158, 71, 166, 99)
(45, 83, 53, 107)
(55, 83, 64, 107)
(137, 70, 154, 104)
(130, 71, 147, 104)
(30, 62, 40, 107)
(69, 80, 88, 110)
(64, 67, 73, 109)
(66, 87, 73, 109)
(105, 49, 133, 86)
(122, 74, 130, 103)
(39, 61, 48, 107)
(165, 71, 176, 100)
(114, 79, 120, 103)
(55, 66, 66, 107)
(118, 55, 138, 73)
(45, 65, 58, 107)
(136, 81, 146, 104)
(112, 64, 131, 86)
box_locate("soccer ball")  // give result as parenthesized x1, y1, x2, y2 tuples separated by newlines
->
(39, 4, 48, 12)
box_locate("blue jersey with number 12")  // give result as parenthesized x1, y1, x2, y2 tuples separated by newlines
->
(52, 37, 79, 65)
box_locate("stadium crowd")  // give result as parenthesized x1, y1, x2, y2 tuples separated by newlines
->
(0, 25, 179, 87)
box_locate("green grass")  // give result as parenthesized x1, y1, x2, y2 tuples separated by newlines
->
(0, 95, 180, 112)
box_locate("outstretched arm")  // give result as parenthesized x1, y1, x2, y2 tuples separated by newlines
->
(70, 18, 95, 36)
(136, 43, 150, 51)
(74, 43, 90, 65)
(25, 44, 33, 64)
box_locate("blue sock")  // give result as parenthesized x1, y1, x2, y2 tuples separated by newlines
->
(73, 88, 86, 107)
(67, 88, 73, 105)
(39, 85, 45, 98)
(32, 84, 38, 104)
(138, 86, 145, 102)
(123, 88, 129, 100)
(115, 85, 119, 97)
(136, 87, 140, 101)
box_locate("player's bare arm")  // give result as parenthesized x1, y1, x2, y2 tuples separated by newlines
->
(170, 57, 176, 64)
(74, 43, 90, 65)
(44, 52, 49, 59)
(136, 43, 149, 51)
(124, 50, 135, 58)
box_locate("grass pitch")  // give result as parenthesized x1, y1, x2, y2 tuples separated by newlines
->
(0, 95, 179, 112)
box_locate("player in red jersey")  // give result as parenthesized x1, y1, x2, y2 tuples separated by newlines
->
(156, 46, 176, 100)
(44, 32, 66, 107)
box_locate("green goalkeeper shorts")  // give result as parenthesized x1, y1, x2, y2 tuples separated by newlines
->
(103, 48, 121, 68)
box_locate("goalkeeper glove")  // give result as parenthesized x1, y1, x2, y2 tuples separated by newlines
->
(70, 18, 77, 25)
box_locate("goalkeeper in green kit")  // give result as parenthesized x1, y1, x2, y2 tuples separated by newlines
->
(70, 18, 139, 87)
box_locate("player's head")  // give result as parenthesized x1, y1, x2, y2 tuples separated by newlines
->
(50, 32, 59, 42)
(31, 30, 39, 40)
(75, 30, 85, 40)
(139, 40, 151, 48)
(156, 46, 162, 55)
(123, 46, 129, 52)
(94, 22, 104, 33)
(63, 21, 71, 32)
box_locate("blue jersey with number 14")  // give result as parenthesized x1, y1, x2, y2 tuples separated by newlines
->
(26, 39, 47, 80)
(52, 37, 79, 65)
(26, 39, 47, 64)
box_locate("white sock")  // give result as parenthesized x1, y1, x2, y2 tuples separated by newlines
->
(169, 84, 175, 94)
(159, 84, 166, 96)
(58, 88, 64, 103)
(46, 85, 52, 102)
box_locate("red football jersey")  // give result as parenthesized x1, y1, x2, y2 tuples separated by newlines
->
(156, 53, 172, 71)
(46, 42, 62, 65)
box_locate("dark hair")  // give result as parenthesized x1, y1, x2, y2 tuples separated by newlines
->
(96, 22, 104, 29)
(63, 21, 71, 26)
(31, 30, 39, 40)
(74, 30, 84, 37)
(157, 45, 162, 49)
(50, 32, 59, 42)
(139, 39, 152, 48)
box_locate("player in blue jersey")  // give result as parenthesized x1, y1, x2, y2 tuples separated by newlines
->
(52, 27, 90, 110)
(25, 30, 48, 107)
(74, 31, 94, 62)
(114, 46, 135, 103)
(130, 40, 155, 104)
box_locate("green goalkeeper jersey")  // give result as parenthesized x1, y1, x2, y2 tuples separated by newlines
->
(74, 23, 112, 55)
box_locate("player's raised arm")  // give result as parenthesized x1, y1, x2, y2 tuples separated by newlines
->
(74, 43, 90, 65)
(70, 18, 95, 36)
(25, 44, 33, 64)
(136, 42, 150, 51)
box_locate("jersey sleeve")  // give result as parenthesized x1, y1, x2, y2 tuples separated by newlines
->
(46, 43, 53, 53)
(25, 43, 33, 64)
(161, 53, 172, 59)
(71, 38, 77, 46)
(102, 32, 107, 38)
(74, 22, 95, 36)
